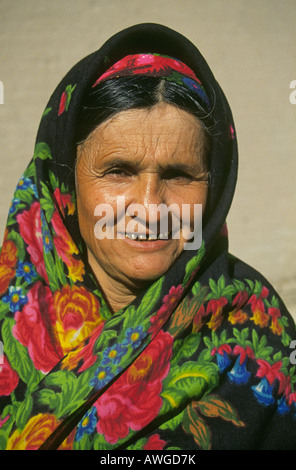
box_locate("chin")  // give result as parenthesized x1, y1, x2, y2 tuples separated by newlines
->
(123, 261, 172, 286)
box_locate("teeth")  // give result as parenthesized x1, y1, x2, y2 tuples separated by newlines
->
(159, 232, 168, 239)
(125, 233, 138, 240)
(125, 232, 170, 241)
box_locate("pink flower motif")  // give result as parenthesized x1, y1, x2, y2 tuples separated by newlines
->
(0, 414, 10, 428)
(229, 124, 235, 139)
(287, 391, 296, 407)
(58, 91, 67, 116)
(232, 291, 249, 309)
(17, 202, 48, 281)
(51, 210, 85, 282)
(268, 307, 283, 335)
(61, 322, 105, 373)
(206, 297, 228, 331)
(58, 84, 76, 116)
(149, 285, 184, 335)
(51, 211, 75, 262)
(233, 345, 254, 365)
(211, 343, 232, 357)
(0, 355, 19, 396)
(93, 54, 201, 87)
(13, 282, 63, 373)
(256, 359, 283, 385)
(53, 188, 75, 217)
(94, 330, 174, 444)
(143, 434, 166, 450)
(162, 285, 184, 307)
(248, 287, 270, 328)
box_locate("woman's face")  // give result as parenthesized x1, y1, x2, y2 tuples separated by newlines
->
(76, 103, 208, 295)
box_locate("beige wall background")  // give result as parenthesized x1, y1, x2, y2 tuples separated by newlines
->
(0, 0, 295, 319)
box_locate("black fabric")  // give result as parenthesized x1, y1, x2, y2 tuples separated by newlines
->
(0, 23, 295, 451)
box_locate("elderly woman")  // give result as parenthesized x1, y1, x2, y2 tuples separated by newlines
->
(0, 23, 295, 450)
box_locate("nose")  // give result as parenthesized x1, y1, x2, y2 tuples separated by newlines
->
(141, 173, 164, 209)
(127, 173, 167, 231)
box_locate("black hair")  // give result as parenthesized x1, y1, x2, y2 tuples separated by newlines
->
(75, 76, 215, 147)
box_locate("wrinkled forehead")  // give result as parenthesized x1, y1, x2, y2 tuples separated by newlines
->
(77, 104, 209, 168)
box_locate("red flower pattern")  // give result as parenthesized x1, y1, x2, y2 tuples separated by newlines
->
(256, 359, 283, 385)
(206, 297, 228, 331)
(233, 345, 254, 365)
(249, 286, 270, 328)
(143, 434, 166, 450)
(62, 322, 105, 372)
(0, 355, 19, 396)
(51, 211, 85, 282)
(149, 285, 184, 335)
(17, 202, 48, 281)
(94, 330, 173, 444)
(268, 307, 283, 335)
(13, 282, 62, 373)
(58, 91, 67, 116)
(93, 54, 201, 87)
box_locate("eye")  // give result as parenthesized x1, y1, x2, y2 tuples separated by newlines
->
(104, 166, 132, 177)
(163, 169, 193, 181)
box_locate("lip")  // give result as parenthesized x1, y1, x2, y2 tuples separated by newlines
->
(119, 233, 174, 251)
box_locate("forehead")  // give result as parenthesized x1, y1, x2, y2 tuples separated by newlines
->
(83, 104, 206, 161)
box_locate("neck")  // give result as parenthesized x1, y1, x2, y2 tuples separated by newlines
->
(86, 249, 142, 314)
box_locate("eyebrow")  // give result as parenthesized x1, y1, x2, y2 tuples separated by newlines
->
(99, 157, 202, 173)
(100, 157, 136, 169)
(158, 162, 201, 173)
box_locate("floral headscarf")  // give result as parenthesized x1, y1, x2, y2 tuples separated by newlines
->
(0, 23, 295, 451)
(92, 52, 210, 108)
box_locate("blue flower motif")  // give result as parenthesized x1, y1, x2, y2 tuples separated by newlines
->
(9, 198, 21, 216)
(227, 356, 251, 384)
(277, 396, 290, 415)
(2, 286, 28, 313)
(42, 228, 53, 253)
(90, 366, 113, 390)
(75, 407, 97, 442)
(252, 377, 275, 406)
(16, 177, 33, 191)
(102, 344, 127, 366)
(182, 77, 210, 108)
(123, 326, 145, 349)
(216, 351, 232, 373)
(40, 211, 53, 253)
(16, 261, 37, 283)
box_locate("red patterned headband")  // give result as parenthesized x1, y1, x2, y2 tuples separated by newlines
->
(93, 53, 210, 108)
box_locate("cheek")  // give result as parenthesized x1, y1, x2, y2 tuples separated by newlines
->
(76, 181, 122, 248)
(168, 184, 208, 215)
(76, 180, 100, 243)
(199, 185, 208, 214)
(170, 185, 208, 240)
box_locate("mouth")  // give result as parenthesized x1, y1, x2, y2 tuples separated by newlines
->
(124, 231, 172, 241)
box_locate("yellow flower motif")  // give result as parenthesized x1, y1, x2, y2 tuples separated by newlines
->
(6, 414, 58, 450)
(52, 285, 103, 355)
(67, 257, 85, 282)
